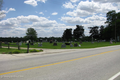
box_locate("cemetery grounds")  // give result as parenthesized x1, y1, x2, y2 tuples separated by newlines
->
(0, 41, 120, 54)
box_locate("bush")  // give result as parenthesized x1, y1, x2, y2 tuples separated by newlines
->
(65, 42, 70, 45)
(12, 50, 21, 54)
(30, 49, 39, 52)
(8, 51, 13, 54)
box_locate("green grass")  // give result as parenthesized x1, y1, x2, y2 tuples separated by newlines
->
(1, 42, 120, 49)
(0, 48, 27, 54)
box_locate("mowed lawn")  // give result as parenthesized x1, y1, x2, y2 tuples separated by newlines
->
(1, 42, 120, 49)
(0, 48, 27, 54)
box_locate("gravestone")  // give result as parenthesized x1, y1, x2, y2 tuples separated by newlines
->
(5, 42, 8, 44)
(53, 42, 57, 46)
(78, 44, 81, 47)
(74, 43, 78, 47)
(19, 42, 22, 46)
(38, 43, 42, 47)
(80, 41, 82, 44)
(110, 40, 113, 44)
(61, 44, 66, 48)
(30, 42, 34, 45)
(50, 40, 53, 43)
(70, 44, 73, 47)
(16, 42, 19, 45)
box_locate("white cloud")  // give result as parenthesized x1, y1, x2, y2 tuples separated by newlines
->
(24, 0, 37, 7)
(0, 10, 6, 19)
(70, 0, 79, 3)
(39, 12, 44, 15)
(63, 2, 75, 9)
(37, 0, 47, 3)
(93, 0, 120, 3)
(0, 15, 67, 37)
(7, 8, 16, 13)
(61, 16, 90, 24)
(52, 12, 58, 15)
(65, 0, 118, 17)
(61, 14, 106, 26)
(77, 1, 117, 14)
(24, 0, 47, 7)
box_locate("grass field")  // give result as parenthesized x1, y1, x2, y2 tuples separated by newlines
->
(0, 48, 27, 54)
(1, 42, 120, 49)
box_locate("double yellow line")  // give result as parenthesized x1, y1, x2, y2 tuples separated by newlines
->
(0, 49, 120, 75)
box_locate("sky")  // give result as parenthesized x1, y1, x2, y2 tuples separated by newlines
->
(0, 0, 120, 37)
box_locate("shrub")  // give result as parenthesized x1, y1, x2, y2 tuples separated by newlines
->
(65, 42, 70, 45)
(30, 49, 39, 52)
(8, 52, 13, 54)
(12, 50, 21, 54)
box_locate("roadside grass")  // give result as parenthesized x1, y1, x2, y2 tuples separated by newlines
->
(0, 48, 27, 54)
(0, 48, 43, 54)
(2, 42, 120, 49)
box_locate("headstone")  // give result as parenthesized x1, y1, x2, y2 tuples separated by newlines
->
(50, 40, 53, 43)
(79, 44, 81, 47)
(110, 40, 113, 44)
(38, 43, 42, 47)
(74, 43, 78, 47)
(19, 42, 22, 46)
(53, 42, 57, 46)
(30, 42, 34, 45)
(80, 41, 82, 44)
(70, 44, 73, 47)
(5, 42, 8, 44)
(16, 42, 19, 45)
(61, 44, 66, 48)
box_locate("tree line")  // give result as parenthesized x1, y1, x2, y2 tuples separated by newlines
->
(62, 10, 120, 42)
(0, 10, 120, 42)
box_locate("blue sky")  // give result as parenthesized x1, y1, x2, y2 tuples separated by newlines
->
(0, 0, 120, 37)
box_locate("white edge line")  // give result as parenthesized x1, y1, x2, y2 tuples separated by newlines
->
(108, 71, 120, 80)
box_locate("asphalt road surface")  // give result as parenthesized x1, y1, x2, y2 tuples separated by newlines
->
(0, 45, 120, 80)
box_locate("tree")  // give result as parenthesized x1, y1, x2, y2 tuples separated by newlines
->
(0, 0, 3, 11)
(73, 25, 84, 40)
(105, 10, 120, 41)
(62, 28, 72, 41)
(99, 25, 105, 40)
(0, 0, 5, 20)
(25, 28, 37, 42)
(89, 26, 99, 41)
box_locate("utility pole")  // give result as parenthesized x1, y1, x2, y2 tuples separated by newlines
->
(115, 16, 117, 43)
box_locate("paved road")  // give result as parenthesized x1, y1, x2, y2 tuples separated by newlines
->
(0, 45, 120, 80)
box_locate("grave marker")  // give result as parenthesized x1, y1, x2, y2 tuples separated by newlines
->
(61, 44, 66, 48)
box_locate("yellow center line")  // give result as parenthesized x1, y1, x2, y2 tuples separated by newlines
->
(0, 49, 120, 75)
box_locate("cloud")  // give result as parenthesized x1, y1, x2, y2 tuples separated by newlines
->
(37, 0, 47, 3)
(65, 0, 118, 17)
(70, 0, 79, 3)
(51, 12, 58, 15)
(24, 0, 47, 7)
(93, 0, 120, 3)
(61, 17, 89, 24)
(63, 2, 76, 9)
(0, 10, 6, 20)
(6, 8, 16, 13)
(61, 14, 106, 26)
(39, 12, 44, 15)
(0, 8, 16, 20)
(24, 0, 37, 7)
(0, 15, 66, 37)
